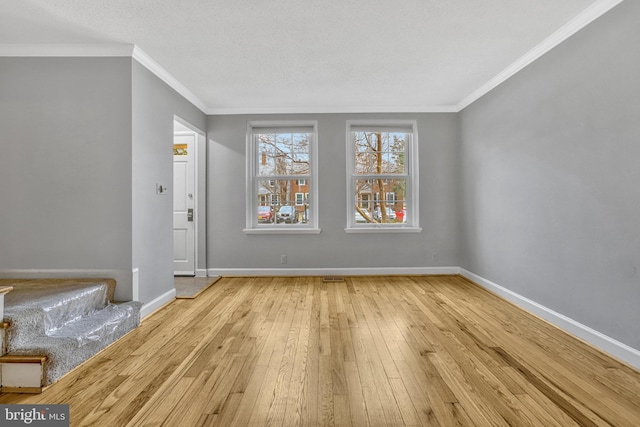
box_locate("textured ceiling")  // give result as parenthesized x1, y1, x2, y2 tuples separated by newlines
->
(0, 0, 616, 113)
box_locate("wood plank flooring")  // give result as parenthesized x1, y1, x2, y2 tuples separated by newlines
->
(2, 275, 640, 426)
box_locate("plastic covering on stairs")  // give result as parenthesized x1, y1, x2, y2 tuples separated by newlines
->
(2, 279, 142, 386)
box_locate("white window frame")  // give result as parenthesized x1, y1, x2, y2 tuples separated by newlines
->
(386, 192, 396, 204)
(345, 120, 421, 233)
(245, 120, 320, 234)
(295, 193, 304, 206)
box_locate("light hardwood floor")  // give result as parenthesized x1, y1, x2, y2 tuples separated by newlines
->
(2, 275, 639, 426)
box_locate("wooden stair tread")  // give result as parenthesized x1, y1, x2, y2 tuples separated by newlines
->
(0, 355, 47, 363)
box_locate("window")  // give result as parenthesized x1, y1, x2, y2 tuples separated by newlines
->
(386, 192, 396, 204)
(346, 121, 421, 232)
(360, 193, 371, 210)
(245, 121, 319, 234)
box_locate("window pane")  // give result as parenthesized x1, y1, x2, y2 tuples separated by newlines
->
(352, 131, 407, 175)
(354, 178, 406, 224)
(256, 179, 311, 224)
(257, 132, 310, 176)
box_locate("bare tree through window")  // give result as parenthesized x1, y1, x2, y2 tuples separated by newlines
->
(250, 125, 315, 228)
(353, 130, 407, 224)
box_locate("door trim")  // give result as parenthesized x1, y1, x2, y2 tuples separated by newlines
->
(173, 116, 206, 276)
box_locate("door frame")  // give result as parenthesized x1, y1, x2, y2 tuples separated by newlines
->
(173, 116, 207, 277)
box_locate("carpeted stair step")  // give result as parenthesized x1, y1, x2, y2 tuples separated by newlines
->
(1, 278, 142, 391)
(3, 279, 116, 349)
(9, 301, 142, 386)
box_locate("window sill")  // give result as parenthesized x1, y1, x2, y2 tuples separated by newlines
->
(344, 226, 422, 234)
(244, 228, 322, 235)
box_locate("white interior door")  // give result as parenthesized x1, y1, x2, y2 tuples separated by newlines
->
(173, 132, 196, 275)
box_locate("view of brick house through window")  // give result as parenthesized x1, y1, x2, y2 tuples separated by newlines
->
(352, 129, 409, 225)
(254, 128, 311, 225)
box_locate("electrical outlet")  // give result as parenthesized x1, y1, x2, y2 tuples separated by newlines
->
(281, 255, 287, 264)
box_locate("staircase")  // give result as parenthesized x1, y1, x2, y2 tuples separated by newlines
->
(0, 278, 142, 393)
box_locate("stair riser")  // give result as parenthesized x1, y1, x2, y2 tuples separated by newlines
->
(0, 360, 45, 393)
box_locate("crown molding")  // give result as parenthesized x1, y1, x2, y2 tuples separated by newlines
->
(205, 105, 458, 115)
(131, 46, 207, 113)
(456, 0, 624, 111)
(0, 43, 134, 57)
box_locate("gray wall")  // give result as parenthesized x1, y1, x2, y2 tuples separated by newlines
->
(459, 1, 640, 349)
(207, 113, 461, 271)
(0, 57, 206, 305)
(0, 57, 134, 292)
(132, 61, 206, 303)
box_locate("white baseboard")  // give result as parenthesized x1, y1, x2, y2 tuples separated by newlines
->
(208, 266, 459, 277)
(132, 268, 139, 302)
(140, 288, 176, 320)
(0, 269, 132, 301)
(460, 268, 640, 370)
(195, 269, 208, 278)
